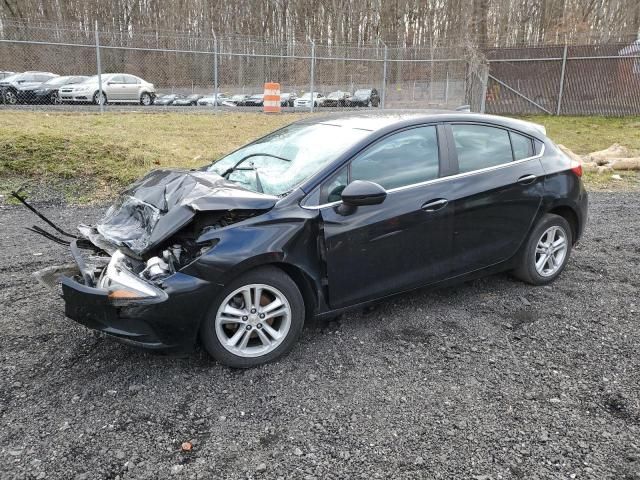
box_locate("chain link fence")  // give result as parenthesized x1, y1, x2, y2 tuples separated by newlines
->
(0, 21, 480, 113)
(0, 20, 639, 115)
(483, 39, 640, 116)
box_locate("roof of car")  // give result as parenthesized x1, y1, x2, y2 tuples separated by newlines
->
(297, 110, 546, 138)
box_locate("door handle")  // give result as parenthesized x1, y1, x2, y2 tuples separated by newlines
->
(421, 198, 448, 212)
(518, 174, 537, 185)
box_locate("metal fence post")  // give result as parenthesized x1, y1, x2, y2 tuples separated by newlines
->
(429, 34, 434, 102)
(94, 20, 103, 114)
(445, 70, 449, 105)
(213, 32, 218, 111)
(556, 43, 568, 115)
(381, 44, 388, 109)
(480, 67, 489, 114)
(308, 38, 315, 113)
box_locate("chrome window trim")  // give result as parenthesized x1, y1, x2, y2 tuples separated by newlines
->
(301, 144, 545, 211)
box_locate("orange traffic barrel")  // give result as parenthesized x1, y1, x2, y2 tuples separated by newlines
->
(263, 82, 281, 113)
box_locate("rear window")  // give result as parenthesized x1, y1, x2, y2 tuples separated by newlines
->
(451, 124, 513, 173)
(511, 131, 534, 160)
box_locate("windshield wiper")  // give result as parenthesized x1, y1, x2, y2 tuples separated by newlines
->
(221, 152, 291, 179)
(230, 165, 265, 193)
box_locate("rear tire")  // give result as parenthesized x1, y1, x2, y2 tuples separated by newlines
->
(200, 266, 305, 368)
(4, 89, 17, 105)
(513, 214, 572, 285)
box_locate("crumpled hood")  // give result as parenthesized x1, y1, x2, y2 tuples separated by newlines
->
(84, 169, 278, 256)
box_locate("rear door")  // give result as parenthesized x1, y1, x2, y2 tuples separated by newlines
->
(317, 125, 454, 308)
(444, 123, 545, 277)
(122, 75, 141, 101)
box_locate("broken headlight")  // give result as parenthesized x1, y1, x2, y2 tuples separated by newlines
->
(99, 250, 167, 304)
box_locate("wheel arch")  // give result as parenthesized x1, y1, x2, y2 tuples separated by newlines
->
(213, 255, 321, 323)
(546, 204, 579, 244)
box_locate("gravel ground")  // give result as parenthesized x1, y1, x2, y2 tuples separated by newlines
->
(1, 192, 639, 480)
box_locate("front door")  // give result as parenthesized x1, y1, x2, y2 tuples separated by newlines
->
(319, 125, 454, 309)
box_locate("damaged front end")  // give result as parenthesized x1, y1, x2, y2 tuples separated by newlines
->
(24, 169, 279, 349)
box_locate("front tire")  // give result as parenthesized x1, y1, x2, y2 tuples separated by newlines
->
(50, 91, 62, 105)
(200, 266, 305, 368)
(140, 92, 152, 106)
(513, 214, 572, 285)
(93, 91, 107, 105)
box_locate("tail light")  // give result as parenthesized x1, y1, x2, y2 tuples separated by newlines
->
(570, 160, 583, 177)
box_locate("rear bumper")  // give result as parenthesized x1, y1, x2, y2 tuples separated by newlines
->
(57, 251, 215, 350)
(576, 183, 589, 242)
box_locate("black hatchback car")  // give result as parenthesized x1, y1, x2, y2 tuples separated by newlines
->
(35, 111, 587, 368)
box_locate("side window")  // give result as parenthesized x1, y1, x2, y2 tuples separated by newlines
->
(350, 126, 439, 190)
(511, 131, 534, 160)
(321, 167, 348, 203)
(451, 124, 513, 173)
(109, 75, 124, 84)
(124, 75, 140, 84)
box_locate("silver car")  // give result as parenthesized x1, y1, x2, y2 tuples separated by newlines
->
(59, 73, 156, 105)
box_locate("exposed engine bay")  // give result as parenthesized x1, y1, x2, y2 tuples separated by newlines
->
(15, 168, 278, 292)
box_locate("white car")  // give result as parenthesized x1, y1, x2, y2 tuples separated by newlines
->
(197, 93, 229, 106)
(59, 73, 156, 105)
(293, 92, 325, 108)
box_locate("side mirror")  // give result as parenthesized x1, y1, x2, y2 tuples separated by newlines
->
(341, 180, 387, 206)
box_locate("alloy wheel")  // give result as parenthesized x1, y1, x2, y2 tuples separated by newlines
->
(5, 90, 17, 104)
(95, 91, 107, 105)
(534, 225, 568, 277)
(51, 91, 62, 105)
(215, 283, 292, 358)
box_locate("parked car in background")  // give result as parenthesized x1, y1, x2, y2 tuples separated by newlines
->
(0, 71, 14, 80)
(223, 94, 251, 106)
(59, 73, 155, 105)
(347, 88, 380, 107)
(324, 90, 351, 107)
(31, 75, 88, 104)
(173, 94, 203, 106)
(0, 71, 58, 104)
(280, 92, 297, 107)
(37, 111, 587, 368)
(197, 93, 229, 106)
(154, 94, 178, 106)
(293, 92, 325, 108)
(245, 94, 265, 106)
